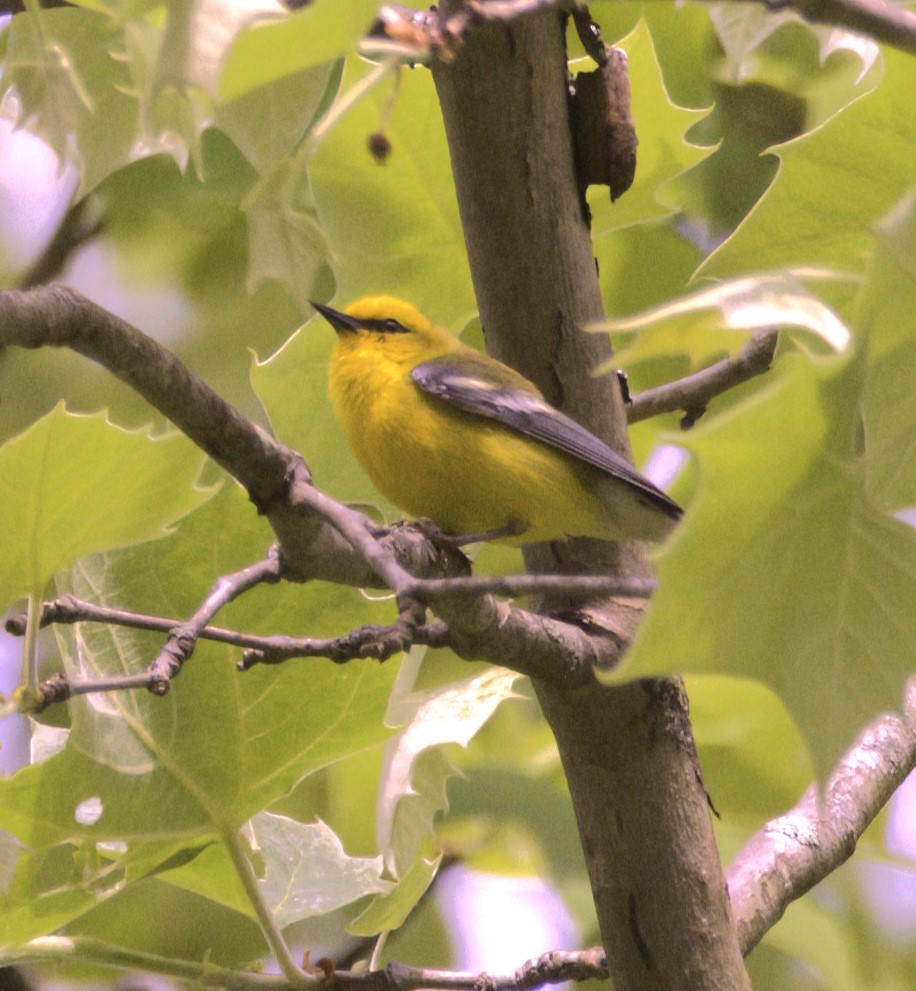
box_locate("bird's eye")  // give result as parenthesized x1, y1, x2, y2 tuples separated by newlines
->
(382, 318, 403, 333)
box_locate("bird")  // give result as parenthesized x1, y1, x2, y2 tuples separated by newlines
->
(312, 296, 682, 544)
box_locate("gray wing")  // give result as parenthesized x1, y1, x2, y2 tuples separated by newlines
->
(411, 358, 682, 522)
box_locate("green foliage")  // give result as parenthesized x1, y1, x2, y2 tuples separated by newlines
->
(0, 2, 914, 988)
(0, 404, 211, 602)
(308, 57, 476, 324)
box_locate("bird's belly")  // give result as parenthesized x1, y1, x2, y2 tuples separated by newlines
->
(350, 393, 606, 542)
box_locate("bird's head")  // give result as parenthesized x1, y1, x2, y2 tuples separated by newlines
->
(312, 296, 461, 367)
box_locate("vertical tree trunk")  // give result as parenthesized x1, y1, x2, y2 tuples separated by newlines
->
(432, 9, 751, 989)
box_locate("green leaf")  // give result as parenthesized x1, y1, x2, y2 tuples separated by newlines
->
(379, 665, 523, 877)
(758, 892, 859, 991)
(702, 48, 916, 278)
(133, 0, 317, 177)
(253, 814, 391, 927)
(0, 404, 211, 601)
(217, 64, 335, 172)
(594, 219, 703, 322)
(0, 840, 116, 944)
(587, 1, 715, 110)
(616, 348, 916, 774)
(308, 58, 476, 324)
(347, 854, 439, 937)
(156, 815, 392, 926)
(600, 268, 855, 370)
(220, 0, 380, 101)
(1, 9, 137, 195)
(242, 155, 330, 311)
(703, 3, 879, 94)
(707, 3, 805, 85)
(0, 485, 399, 850)
(687, 675, 812, 825)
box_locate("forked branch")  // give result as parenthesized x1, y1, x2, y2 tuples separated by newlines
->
(0, 287, 652, 702)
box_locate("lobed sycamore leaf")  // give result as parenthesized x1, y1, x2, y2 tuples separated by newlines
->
(598, 268, 855, 373)
(0, 484, 399, 940)
(0, 10, 136, 196)
(242, 155, 330, 311)
(702, 48, 916, 279)
(616, 336, 916, 775)
(155, 814, 392, 927)
(347, 854, 439, 938)
(0, 404, 212, 602)
(378, 663, 523, 878)
(220, 0, 380, 101)
(859, 191, 916, 512)
(308, 57, 475, 327)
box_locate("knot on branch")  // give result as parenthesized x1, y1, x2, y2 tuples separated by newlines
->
(27, 673, 72, 714)
(514, 948, 609, 990)
(147, 627, 197, 694)
(379, 519, 473, 581)
(330, 610, 419, 663)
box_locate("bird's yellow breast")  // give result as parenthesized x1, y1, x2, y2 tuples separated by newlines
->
(327, 330, 608, 542)
(317, 294, 679, 543)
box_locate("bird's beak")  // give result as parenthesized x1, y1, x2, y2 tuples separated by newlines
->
(311, 300, 360, 335)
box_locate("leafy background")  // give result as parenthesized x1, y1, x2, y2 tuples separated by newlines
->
(0, 1, 914, 988)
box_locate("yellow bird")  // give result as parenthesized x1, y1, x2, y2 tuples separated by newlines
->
(313, 296, 682, 544)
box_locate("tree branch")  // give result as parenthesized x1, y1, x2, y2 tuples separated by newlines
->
(728, 676, 916, 954)
(356, 949, 609, 991)
(0, 285, 667, 702)
(432, 6, 751, 988)
(9, 569, 649, 700)
(626, 330, 779, 427)
(744, 0, 916, 57)
(18, 198, 103, 290)
(143, 552, 283, 694)
(0, 938, 610, 991)
(374, 0, 916, 61)
(0, 286, 293, 510)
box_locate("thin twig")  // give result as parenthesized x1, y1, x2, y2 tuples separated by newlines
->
(0, 938, 609, 991)
(5, 592, 452, 669)
(27, 670, 155, 712)
(626, 330, 778, 427)
(239, 620, 452, 668)
(359, 949, 609, 991)
(5, 593, 280, 649)
(22, 556, 286, 709)
(18, 198, 104, 289)
(409, 573, 656, 601)
(145, 553, 282, 694)
(728, 677, 916, 955)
